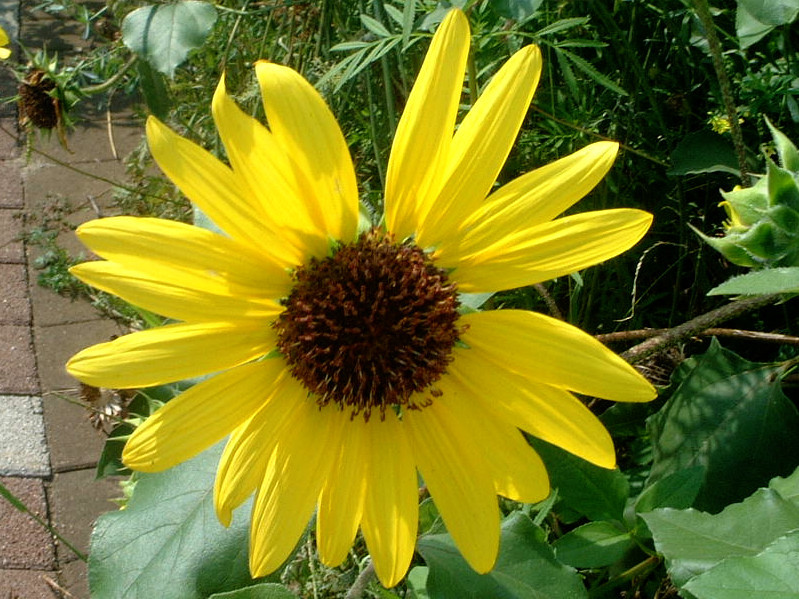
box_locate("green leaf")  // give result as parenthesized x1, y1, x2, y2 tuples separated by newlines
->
(635, 467, 705, 513)
(492, 0, 545, 22)
(122, 1, 217, 78)
(556, 48, 628, 97)
(668, 130, 740, 176)
(529, 438, 630, 522)
(135, 60, 170, 120)
(647, 339, 799, 512)
(89, 442, 267, 599)
(553, 521, 634, 568)
(683, 531, 799, 599)
(708, 267, 799, 295)
(209, 584, 297, 599)
(737, 0, 799, 26)
(766, 116, 799, 172)
(407, 566, 430, 599)
(736, 1, 776, 48)
(360, 14, 392, 38)
(769, 464, 799, 504)
(641, 487, 799, 588)
(417, 512, 587, 599)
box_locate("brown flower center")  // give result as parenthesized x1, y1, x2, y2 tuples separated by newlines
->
(274, 228, 461, 420)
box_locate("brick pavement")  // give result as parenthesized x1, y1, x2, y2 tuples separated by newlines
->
(1, 1, 146, 596)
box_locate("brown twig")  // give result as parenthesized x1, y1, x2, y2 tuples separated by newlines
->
(620, 294, 782, 364)
(598, 327, 799, 347)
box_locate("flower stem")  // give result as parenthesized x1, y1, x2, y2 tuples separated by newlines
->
(345, 559, 375, 599)
(691, 0, 750, 185)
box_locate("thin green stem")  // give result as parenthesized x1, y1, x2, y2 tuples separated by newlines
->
(79, 54, 137, 96)
(0, 480, 88, 562)
(589, 555, 661, 597)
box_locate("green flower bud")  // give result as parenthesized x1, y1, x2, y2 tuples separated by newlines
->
(695, 119, 799, 268)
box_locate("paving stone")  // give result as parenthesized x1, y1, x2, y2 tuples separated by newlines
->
(0, 569, 60, 599)
(0, 396, 50, 477)
(22, 159, 126, 215)
(0, 263, 31, 325)
(59, 558, 90, 599)
(0, 476, 55, 568)
(43, 390, 107, 472)
(28, 272, 100, 328)
(0, 208, 25, 264)
(0, 158, 24, 208)
(0, 325, 39, 394)
(48, 469, 121, 562)
(0, 123, 20, 160)
(33, 319, 122, 391)
(27, 114, 145, 166)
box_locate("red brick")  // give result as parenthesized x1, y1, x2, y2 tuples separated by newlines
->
(0, 477, 55, 569)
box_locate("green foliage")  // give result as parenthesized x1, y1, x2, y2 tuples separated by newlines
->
(417, 512, 587, 599)
(89, 442, 265, 599)
(642, 465, 799, 592)
(708, 266, 799, 295)
(647, 338, 799, 512)
(122, 1, 218, 78)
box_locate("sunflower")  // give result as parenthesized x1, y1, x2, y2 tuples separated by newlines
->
(67, 9, 655, 587)
(0, 26, 11, 60)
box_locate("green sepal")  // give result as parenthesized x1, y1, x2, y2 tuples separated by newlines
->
(766, 116, 799, 172)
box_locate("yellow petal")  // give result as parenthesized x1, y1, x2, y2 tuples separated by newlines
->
(67, 322, 275, 389)
(449, 347, 616, 468)
(215, 365, 305, 526)
(122, 360, 284, 472)
(462, 310, 656, 402)
(436, 371, 550, 501)
(361, 410, 418, 588)
(0, 47, 10, 60)
(404, 401, 500, 574)
(146, 117, 284, 260)
(75, 216, 290, 298)
(384, 8, 469, 241)
(211, 76, 330, 262)
(446, 209, 653, 292)
(418, 45, 543, 248)
(70, 262, 282, 323)
(0, 26, 8, 46)
(316, 412, 368, 567)
(255, 61, 359, 244)
(453, 141, 619, 246)
(249, 398, 345, 577)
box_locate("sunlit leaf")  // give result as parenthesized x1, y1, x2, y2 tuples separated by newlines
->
(708, 267, 799, 295)
(642, 480, 799, 588)
(418, 512, 587, 599)
(89, 442, 268, 599)
(209, 584, 297, 599)
(122, 1, 217, 79)
(683, 531, 799, 599)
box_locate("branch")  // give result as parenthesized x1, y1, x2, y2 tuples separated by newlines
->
(598, 327, 799, 347)
(620, 294, 782, 364)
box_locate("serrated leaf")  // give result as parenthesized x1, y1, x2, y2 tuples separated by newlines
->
(647, 339, 799, 512)
(708, 267, 799, 295)
(668, 130, 740, 176)
(529, 438, 629, 522)
(683, 531, 799, 599)
(122, 1, 217, 78)
(360, 13, 391, 38)
(209, 583, 297, 599)
(417, 512, 587, 599)
(557, 48, 628, 96)
(641, 488, 799, 588)
(89, 442, 265, 599)
(553, 521, 634, 568)
(769, 464, 799, 503)
(534, 17, 590, 37)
